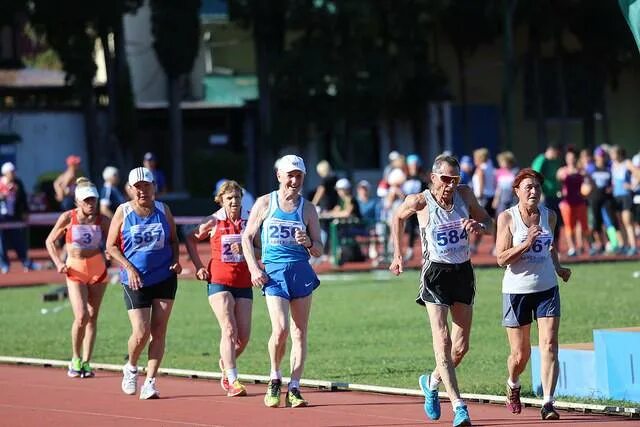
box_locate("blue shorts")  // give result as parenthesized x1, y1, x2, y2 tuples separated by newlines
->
(263, 261, 320, 300)
(502, 286, 561, 327)
(207, 283, 253, 300)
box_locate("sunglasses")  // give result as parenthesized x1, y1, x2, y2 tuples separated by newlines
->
(434, 173, 461, 185)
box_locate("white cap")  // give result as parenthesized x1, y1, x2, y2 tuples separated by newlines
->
(75, 185, 99, 200)
(128, 167, 154, 186)
(633, 153, 640, 168)
(1, 162, 15, 175)
(388, 150, 401, 161)
(102, 166, 118, 181)
(277, 155, 306, 174)
(335, 178, 351, 190)
(387, 168, 407, 186)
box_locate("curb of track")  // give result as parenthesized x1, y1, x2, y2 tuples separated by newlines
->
(1, 355, 638, 418)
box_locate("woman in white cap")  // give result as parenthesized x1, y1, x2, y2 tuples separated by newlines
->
(45, 178, 110, 379)
(106, 167, 182, 400)
(100, 166, 126, 218)
(242, 154, 323, 408)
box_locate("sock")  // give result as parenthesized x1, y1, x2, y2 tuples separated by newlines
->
(451, 398, 465, 409)
(125, 362, 137, 372)
(429, 373, 441, 390)
(288, 379, 300, 390)
(507, 378, 520, 389)
(543, 395, 553, 404)
(145, 377, 155, 385)
(270, 370, 282, 381)
(226, 368, 238, 383)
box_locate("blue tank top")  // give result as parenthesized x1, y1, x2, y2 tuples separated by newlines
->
(120, 201, 173, 287)
(261, 191, 309, 264)
(612, 162, 631, 197)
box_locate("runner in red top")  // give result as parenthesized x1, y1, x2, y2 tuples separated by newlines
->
(185, 180, 256, 397)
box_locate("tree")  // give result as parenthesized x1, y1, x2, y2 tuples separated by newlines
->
(150, 0, 202, 192)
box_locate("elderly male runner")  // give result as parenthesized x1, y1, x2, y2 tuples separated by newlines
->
(389, 154, 494, 427)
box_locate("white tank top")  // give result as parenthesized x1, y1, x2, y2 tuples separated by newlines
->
(502, 205, 557, 294)
(472, 162, 496, 198)
(421, 189, 471, 264)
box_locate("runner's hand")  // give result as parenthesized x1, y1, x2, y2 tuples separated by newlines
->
(524, 225, 542, 248)
(230, 242, 243, 254)
(57, 264, 68, 274)
(389, 254, 404, 276)
(294, 229, 311, 248)
(196, 267, 210, 281)
(250, 268, 269, 287)
(462, 219, 485, 235)
(126, 266, 143, 290)
(169, 262, 182, 275)
(557, 266, 571, 282)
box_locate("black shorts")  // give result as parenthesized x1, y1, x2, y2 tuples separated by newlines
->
(123, 274, 178, 310)
(614, 194, 633, 212)
(417, 260, 475, 306)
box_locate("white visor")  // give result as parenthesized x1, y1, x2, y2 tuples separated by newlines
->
(75, 186, 99, 201)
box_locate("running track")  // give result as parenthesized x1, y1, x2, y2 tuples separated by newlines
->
(0, 365, 635, 426)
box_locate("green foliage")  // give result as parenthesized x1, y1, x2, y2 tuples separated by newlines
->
(1, 262, 639, 404)
(150, 0, 202, 78)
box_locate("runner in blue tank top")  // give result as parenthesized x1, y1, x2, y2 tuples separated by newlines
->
(242, 154, 323, 408)
(106, 167, 182, 401)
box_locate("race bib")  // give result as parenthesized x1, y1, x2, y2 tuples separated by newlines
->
(521, 233, 552, 264)
(129, 223, 165, 252)
(432, 219, 469, 256)
(221, 234, 244, 263)
(266, 218, 304, 246)
(71, 224, 101, 249)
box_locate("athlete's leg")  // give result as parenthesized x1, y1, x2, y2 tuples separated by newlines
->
(289, 295, 312, 383)
(425, 303, 461, 401)
(265, 295, 290, 376)
(126, 307, 151, 366)
(67, 281, 89, 360)
(505, 324, 532, 383)
(82, 282, 107, 362)
(210, 292, 239, 370)
(537, 316, 560, 399)
(146, 298, 174, 379)
(234, 297, 253, 358)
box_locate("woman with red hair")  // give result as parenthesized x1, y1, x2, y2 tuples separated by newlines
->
(496, 168, 571, 421)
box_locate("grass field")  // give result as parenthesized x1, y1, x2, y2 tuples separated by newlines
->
(1, 262, 639, 401)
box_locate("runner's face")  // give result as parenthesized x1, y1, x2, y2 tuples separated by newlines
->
(222, 190, 242, 216)
(516, 177, 541, 208)
(77, 197, 97, 215)
(278, 170, 304, 195)
(132, 181, 154, 204)
(430, 163, 460, 202)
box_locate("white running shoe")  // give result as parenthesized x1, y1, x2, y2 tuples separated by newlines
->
(121, 365, 138, 395)
(139, 377, 160, 400)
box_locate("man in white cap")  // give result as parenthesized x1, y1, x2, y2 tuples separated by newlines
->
(242, 154, 323, 409)
(0, 162, 35, 273)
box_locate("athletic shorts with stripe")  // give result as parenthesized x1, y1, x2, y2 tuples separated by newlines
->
(502, 286, 561, 327)
(416, 260, 475, 306)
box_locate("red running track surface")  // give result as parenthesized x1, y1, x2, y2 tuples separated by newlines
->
(0, 365, 635, 426)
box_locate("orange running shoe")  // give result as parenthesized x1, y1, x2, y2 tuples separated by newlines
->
(219, 358, 229, 392)
(227, 379, 247, 397)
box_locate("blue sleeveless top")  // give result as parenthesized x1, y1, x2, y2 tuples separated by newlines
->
(261, 191, 309, 264)
(120, 201, 173, 287)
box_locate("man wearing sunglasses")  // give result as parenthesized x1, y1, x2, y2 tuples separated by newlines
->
(389, 154, 494, 427)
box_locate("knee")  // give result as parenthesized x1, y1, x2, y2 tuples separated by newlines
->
(131, 327, 150, 346)
(74, 311, 89, 328)
(290, 327, 307, 344)
(539, 338, 558, 357)
(510, 347, 531, 366)
(236, 330, 251, 350)
(434, 331, 452, 352)
(452, 341, 469, 363)
(220, 322, 238, 342)
(271, 326, 289, 345)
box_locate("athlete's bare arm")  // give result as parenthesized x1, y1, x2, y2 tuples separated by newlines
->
(389, 193, 427, 276)
(45, 211, 72, 273)
(548, 210, 571, 282)
(185, 215, 215, 280)
(300, 201, 323, 258)
(163, 203, 182, 274)
(458, 185, 494, 235)
(242, 194, 269, 286)
(495, 210, 540, 267)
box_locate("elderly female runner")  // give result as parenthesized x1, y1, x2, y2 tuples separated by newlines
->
(185, 180, 257, 397)
(45, 178, 110, 378)
(106, 167, 182, 400)
(496, 168, 571, 421)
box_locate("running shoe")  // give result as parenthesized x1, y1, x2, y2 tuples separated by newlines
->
(506, 384, 521, 414)
(67, 358, 82, 378)
(81, 361, 95, 378)
(453, 405, 472, 426)
(285, 387, 308, 408)
(264, 379, 281, 408)
(121, 365, 138, 395)
(219, 358, 230, 392)
(227, 379, 247, 397)
(418, 374, 441, 420)
(139, 377, 160, 400)
(540, 402, 560, 420)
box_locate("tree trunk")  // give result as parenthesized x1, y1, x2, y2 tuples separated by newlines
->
(81, 85, 99, 182)
(113, 17, 136, 171)
(501, 0, 518, 150)
(554, 30, 569, 147)
(168, 75, 185, 192)
(100, 26, 117, 168)
(529, 26, 547, 152)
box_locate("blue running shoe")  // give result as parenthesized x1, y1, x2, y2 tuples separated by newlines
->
(453, 405, 472, 426)
(418, 374, 440, 420)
